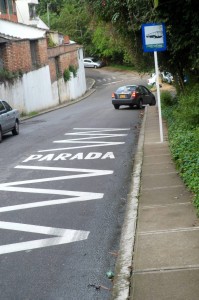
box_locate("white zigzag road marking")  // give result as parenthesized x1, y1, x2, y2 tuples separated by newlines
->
(0, 196, 102, 213)
(0, 128, 128, 255)
(0, 165, 113, 186)
(38, 128, 129, 152)
(0, 166, 112, 254)
(0, 221, 89, 255)
(0, 166, 111, 210)
(71, 128, 130, 131)
(38, 142, 125, 152)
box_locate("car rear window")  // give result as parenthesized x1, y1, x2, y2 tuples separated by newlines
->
(116, 86, 136, 93)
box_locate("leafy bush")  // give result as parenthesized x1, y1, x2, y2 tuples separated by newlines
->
(161, 90, 175, 107)
(0, 68, 23, 83)
(63, 68, 71, 82)
(173, 84, 199, 128)
(69, 65, 78, 77)
(162, 84, 199, 215)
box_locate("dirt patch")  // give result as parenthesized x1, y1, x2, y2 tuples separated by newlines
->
(151, 83, 176, 94)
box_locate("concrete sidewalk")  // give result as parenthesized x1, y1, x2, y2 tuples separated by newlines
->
(111, 105, 199, 299)
(129, 106, 199, 300)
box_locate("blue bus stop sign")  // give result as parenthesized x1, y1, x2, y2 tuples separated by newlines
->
(142, 23, 166, 52)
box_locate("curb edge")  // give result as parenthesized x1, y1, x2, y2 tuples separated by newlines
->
(111, 106, 148, 300)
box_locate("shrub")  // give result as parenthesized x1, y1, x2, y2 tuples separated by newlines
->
(69, 65, 78, 77)
(173, 84, 199, 128)
(162, 84, 199, 216)
(63, 68, 71, 82)
(161, 90, 175, 107)
(0, 68, 23, 83)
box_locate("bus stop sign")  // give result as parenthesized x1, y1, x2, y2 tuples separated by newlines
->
(142, 23, 167, 52)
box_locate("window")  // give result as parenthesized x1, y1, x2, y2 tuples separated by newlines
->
(55, 56, 61, 77)
(8, 0, 13, 14)
(30, 40, 38, 67)
(0, 46, 4, 69)
(141, 86, 150, 95)
(12, 0, 16, 14)
(2, 101, 12, 111)
(29, 4, 37, 20)
(0, 0, 14, 14)
(0, 0, 7, 13)
(0, 102, 5, 114)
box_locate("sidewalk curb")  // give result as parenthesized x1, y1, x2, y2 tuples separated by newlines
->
(20, 78, 96, 121)
(111, 106, 147, 300)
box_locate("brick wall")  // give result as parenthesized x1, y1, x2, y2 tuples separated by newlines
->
(2, 38, 48, 73)
(47, 44, 80, 82)
(0, 14, 18, 22)
(3, 40, 32, 72)
(48, 58, 57, 83)
(1, 36, 81, 83)
(36, 39, 48, 66)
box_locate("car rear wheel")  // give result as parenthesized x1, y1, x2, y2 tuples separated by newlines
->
(114, 105, 120, 109)
(12, 121, 19, 135)
(0, 127, 2, 143)
(137, 99, 143, 109)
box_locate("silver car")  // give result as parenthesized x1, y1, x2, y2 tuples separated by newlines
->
(0, 100, 20, 143)
(83, 57, 103, 68)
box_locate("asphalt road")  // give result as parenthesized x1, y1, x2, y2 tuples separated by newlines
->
(0, 68, 145, 300)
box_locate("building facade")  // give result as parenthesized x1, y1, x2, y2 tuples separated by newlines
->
(0, 4, 86, 114)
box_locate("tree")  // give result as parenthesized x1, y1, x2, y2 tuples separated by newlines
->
(37, 0, 66, 15)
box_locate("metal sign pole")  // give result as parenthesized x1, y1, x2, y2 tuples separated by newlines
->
(154, 51, 164, 142)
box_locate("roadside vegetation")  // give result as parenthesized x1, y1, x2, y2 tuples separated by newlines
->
(37, 0, 199, 214)
(161, 87, 199, 215)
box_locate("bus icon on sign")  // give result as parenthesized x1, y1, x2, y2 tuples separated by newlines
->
(146, 31, 163, 39)
(142, 23, 166, 52)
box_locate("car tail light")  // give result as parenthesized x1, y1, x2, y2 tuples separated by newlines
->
(112, 92, 115, 98)
(131, 91, 136, 97)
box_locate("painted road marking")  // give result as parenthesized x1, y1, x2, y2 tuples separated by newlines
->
(0, 166, 112, 211)
(38, 128, 129, 153)
(39, 142, 125, 153)
(0, 221, 89, 255)
(0, 128, 129, 255)
(22, 152, 115, 163)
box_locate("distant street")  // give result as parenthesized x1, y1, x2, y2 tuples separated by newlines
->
(0, 68, 146, 300)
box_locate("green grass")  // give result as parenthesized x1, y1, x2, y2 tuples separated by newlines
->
(20, 111, 38, 118)
(107, 64, 137, 71)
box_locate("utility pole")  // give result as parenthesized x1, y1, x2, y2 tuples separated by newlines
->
(47, 3, 50, 28)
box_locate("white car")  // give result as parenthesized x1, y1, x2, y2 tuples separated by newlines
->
(83, 57, 103, 68)
(0, 100, 20, 143)
(148, 72, 173, 86)
(161, 71, 174, 84)
(147, 73, 156, 86)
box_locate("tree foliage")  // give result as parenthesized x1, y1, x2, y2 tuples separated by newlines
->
(86, 0, 199, 83)
(38, 0, 199, 84)
(37, 0, 66, 15)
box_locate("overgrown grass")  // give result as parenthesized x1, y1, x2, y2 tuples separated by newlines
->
(161, 85, 199, 215)
(0, 68, 23, 83)
(20, 111, 38, 118)
(107, 64, 137, 71)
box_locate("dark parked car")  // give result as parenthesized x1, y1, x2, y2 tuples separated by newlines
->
(112, 84, 156, 109)
(0, 100, 20, 143)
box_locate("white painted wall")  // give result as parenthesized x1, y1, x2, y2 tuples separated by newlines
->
(0, 66, 57, 114)
(16, 0, 35, 25)
(51, 48, 87, 104)
(22, 66, 57, 113)
(16, 0, 49, 30)
(0, 49, 87, 115)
